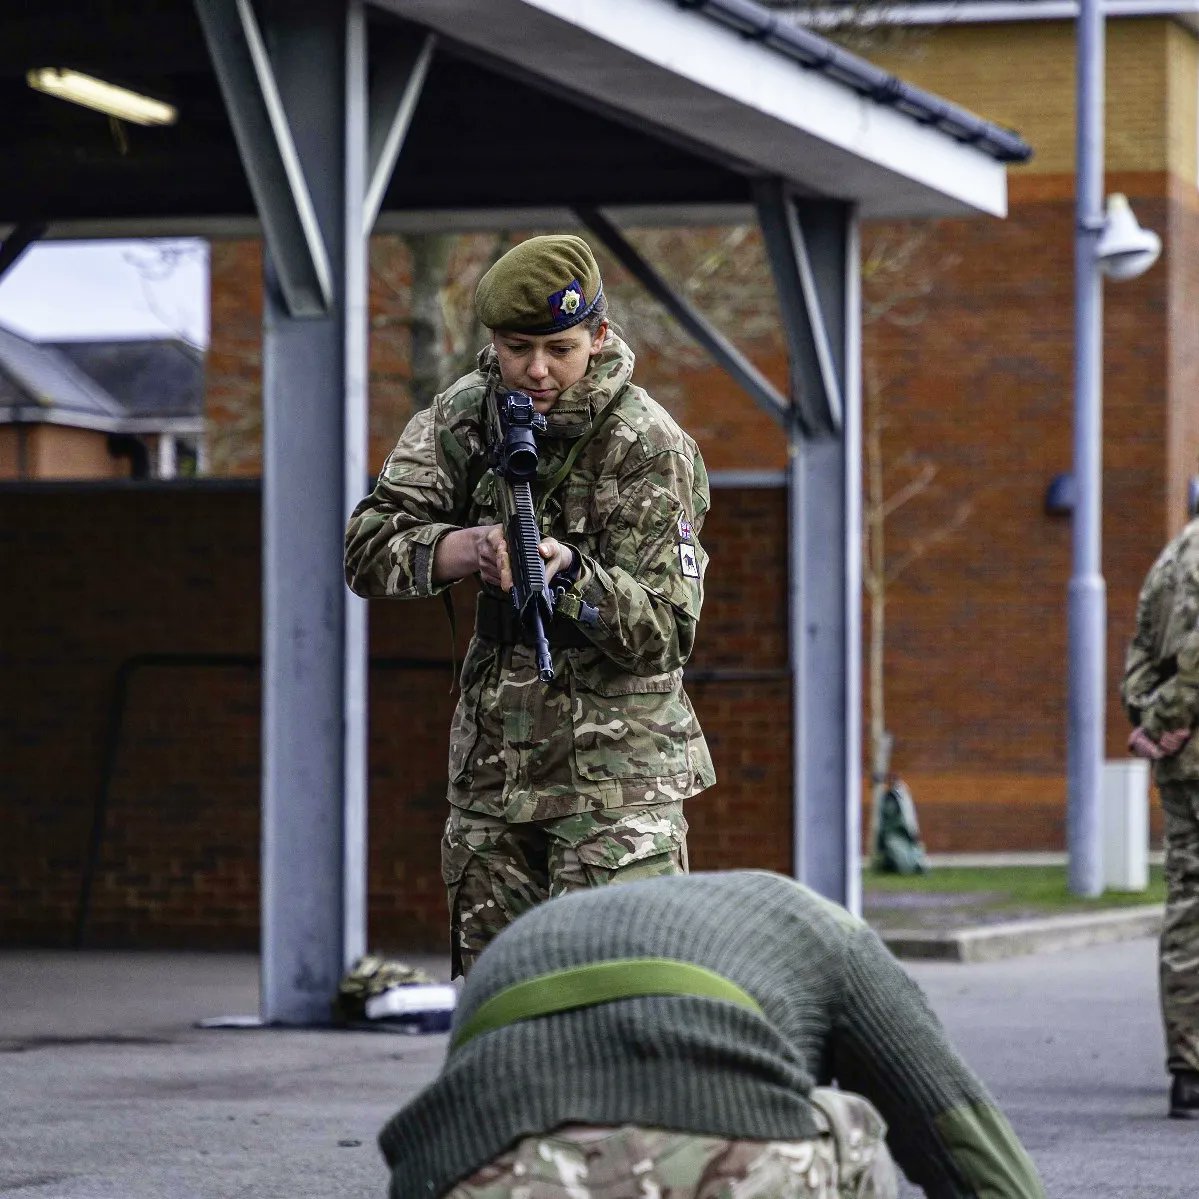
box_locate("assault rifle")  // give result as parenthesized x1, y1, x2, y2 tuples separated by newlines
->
(490, 389, 555, 682)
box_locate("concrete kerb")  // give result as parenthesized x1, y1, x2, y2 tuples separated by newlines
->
(882, 904, 1164, 963)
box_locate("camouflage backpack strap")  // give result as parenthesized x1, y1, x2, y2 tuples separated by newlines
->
(807, 1088, 898, 1199)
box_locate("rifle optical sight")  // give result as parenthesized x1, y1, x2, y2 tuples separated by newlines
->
(495, 390, 547, 482)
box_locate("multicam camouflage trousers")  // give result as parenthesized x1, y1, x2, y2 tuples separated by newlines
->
(1159, 782, 1199, 1073)
(443, 1089, 897, 1199)
(441, 802, 688, 976)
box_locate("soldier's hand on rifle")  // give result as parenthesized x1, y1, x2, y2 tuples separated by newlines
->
(432, 524, 503, 586)
(478, 523, 513, 592)
(537, 537, 574, 581)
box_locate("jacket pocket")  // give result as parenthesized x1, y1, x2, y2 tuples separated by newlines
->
(446, 643, 499, 786)
(547, 475, 619, 560)
(568, 656, 692, 781)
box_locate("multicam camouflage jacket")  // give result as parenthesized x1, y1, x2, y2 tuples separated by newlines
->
(344, 334, 715, 821)
(1121, 517, 1199, 783)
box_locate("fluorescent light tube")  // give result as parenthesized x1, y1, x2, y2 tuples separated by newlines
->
(27, 68, 177, 126)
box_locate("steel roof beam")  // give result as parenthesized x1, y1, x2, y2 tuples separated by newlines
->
(364, 27, 435, 233)
(574, 205, 789, 424)
(194, 0, 333, 317)
(756, 182, 845, 438)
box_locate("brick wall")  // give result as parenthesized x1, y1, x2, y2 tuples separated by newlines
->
(0, 481, 790, 951)
(1, 484, 263, 947)
(863, 176, 1177, 847)
(205, 233, 792, 477)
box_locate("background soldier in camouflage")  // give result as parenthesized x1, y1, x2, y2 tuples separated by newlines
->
(345, 235, 713, 975)
(1121, 512, 1199, 1118)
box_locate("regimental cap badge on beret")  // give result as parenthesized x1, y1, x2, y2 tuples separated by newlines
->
(549, 279, 585, 323)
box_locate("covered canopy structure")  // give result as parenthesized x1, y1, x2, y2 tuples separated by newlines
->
(2, 0, 1029, 1022)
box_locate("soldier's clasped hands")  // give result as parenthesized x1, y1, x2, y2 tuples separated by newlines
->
(1128, 726, 1192, 760)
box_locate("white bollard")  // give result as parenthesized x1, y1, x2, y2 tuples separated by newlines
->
(1102, 759, 1150, 892)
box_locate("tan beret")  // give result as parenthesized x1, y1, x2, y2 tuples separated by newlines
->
(474, 234, 604, 334)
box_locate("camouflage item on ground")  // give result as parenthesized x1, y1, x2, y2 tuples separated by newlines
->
(442, 802, 688, 976)
(1121, 517, 1199, 783)
(332, 953, 435, 1024)
(1159, 782, 1199, 1073)
(443, 1090, 896, 1199)
(345, 334, 715, 822)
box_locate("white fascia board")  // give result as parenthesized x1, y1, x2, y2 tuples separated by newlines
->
(118, 417, 207, 435)
(0, 407, 125, 433)
(9, 204, 757, 241)
(0, 410, 203, 435)
(800, 2, 1199, 26)
(378, 0, 1011, 218)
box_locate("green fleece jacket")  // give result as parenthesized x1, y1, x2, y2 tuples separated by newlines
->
(379, 871, 1046, 1198)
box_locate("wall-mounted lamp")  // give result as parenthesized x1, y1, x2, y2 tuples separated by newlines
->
(1045, 472, 1076, 516)
(26, 68, 178, 126)
(1095, 193, 1161, 282)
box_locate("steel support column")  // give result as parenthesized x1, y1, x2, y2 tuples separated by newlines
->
(759, 190, 861, 913)
(1067, 0, 1106, 897)
(254, 0, 368, 1024)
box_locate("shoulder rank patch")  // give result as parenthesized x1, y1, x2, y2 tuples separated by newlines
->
(679, 543, 700, 579)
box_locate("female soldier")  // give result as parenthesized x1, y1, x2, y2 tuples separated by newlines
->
(345, 234, 714, 975)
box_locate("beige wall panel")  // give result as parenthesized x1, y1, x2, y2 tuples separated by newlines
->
(29, 425, 126, 479)
(1167, 21, 1199, 185)
(866, 19, 1172, 178)
(0, 426, 24, 479)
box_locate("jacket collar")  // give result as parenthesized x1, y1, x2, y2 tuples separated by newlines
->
(477, 333, 634, 440)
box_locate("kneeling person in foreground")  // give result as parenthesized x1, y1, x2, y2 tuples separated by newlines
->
(379, 870, 1046, 1197)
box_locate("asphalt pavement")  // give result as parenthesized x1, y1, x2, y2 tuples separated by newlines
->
(898, 937, 1195, 1199)
(1, 939, 1194, 1198)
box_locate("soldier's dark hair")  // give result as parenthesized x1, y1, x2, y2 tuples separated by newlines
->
(583, 293, 624, 341)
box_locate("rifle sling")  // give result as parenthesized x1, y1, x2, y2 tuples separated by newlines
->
(535, 392, 623, 519)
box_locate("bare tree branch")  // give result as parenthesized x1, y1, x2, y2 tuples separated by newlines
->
(880, 461, 937, 520)
(884, 498, 976, 585)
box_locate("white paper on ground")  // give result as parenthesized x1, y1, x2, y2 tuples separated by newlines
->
(364, 984, 457, 1021)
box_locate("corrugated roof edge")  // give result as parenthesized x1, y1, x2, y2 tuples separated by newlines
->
(674, 0, 1033, 163)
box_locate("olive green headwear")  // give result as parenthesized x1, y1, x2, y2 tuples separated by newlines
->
(474, 234, 604, 334)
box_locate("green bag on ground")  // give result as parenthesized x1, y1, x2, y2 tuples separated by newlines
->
(872, 779, 929, 875)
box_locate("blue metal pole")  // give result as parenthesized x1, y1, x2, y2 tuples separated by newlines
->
(259, 0, 369, 1023)
(1068, 0, 1106, 897)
